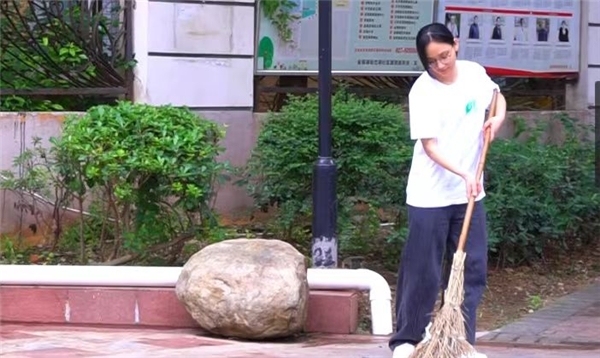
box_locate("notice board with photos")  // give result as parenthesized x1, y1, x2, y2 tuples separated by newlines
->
(437, 0, 581, 76)
(254, 0, 582, 76)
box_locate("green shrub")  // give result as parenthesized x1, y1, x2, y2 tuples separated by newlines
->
(240, 94, 598, 268)
(0, 2, 135, 112)
(58, 102, 228, 258)
(1, 101, 228, 263)
(485, 116, 599, 266)
(238, 90, 413, 254)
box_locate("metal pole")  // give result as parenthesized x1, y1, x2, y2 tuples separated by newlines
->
(595, 81, 599, 188)
(311, 0, 337, 269)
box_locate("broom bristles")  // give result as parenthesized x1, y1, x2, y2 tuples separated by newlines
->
(409, 251, 476, 358)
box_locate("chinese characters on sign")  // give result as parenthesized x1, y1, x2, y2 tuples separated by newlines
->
(255, 0, 582, 76)
(255, 0, 435, 74)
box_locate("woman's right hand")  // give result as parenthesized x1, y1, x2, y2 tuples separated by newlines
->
(463, 174, 482, 199)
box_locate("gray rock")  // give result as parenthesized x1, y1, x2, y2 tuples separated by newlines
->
(175, 238, 309, 340)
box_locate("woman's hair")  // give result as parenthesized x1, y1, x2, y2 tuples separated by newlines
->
(415, 22, 455, 75)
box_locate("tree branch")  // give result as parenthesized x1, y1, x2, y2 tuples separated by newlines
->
(99, 231, 196, 266)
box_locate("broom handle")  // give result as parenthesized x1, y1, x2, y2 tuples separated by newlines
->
(456, 89, 499, 252)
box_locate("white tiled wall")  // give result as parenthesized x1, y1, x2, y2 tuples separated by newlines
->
(134, 0, 255, 109)
(136, 0, 598, 110)
(589, 27, 600, 65)
(148, 2, 254, 56)
(589, 0, 600, 23)
(586, 0, 600, 107)
(146, 56, 254, 107)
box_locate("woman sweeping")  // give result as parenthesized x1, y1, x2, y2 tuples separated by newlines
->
(389, 22, 507, 358)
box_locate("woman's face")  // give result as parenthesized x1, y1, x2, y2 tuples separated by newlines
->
(425, 40, 458, 82)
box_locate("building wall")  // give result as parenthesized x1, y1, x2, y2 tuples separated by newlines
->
(0, 113, 72, 242)
(133, 0, 255, 108)
(132, 0, 257, 214)
(588, 0, 600, 108)
(566, 0, 599, 118)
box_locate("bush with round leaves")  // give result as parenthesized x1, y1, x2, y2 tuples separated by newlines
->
(53, 101, 228, 260)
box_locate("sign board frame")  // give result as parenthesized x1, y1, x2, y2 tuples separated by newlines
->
(436, 0, 581, 77)
(253, 0, 438, 76)
(253, 0, 582, 78)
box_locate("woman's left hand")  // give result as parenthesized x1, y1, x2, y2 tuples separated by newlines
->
(482, 115, 504, 141)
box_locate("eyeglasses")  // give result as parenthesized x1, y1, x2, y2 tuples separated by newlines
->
(427, 50, 453, 68)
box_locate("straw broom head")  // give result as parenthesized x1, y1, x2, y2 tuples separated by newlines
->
(409, 250, 475, 358)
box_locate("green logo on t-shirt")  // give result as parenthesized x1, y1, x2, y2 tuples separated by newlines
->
(465, 100, 476, 114)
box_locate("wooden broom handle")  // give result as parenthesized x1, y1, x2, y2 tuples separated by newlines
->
(456, 89, 499, 252)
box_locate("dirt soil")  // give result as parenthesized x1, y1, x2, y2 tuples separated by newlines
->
(225, 210, 600, 334)
(6, 209, 599, 335)
(357, 242, 600, 334)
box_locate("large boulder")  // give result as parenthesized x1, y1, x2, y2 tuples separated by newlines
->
(175, 238, 309, 340)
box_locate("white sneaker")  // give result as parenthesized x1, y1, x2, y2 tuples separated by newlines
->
(422, 322, 432, 342)
(392, 343, 415, 358)
(462, 351, 487, 358)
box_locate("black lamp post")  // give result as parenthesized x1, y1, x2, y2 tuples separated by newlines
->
(311, 0, 337, 269)
(595, 81, 599, 188)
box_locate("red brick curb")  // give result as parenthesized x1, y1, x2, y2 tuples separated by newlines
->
(0, 285, 360, 335)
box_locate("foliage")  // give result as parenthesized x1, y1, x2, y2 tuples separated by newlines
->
(0, 236, 66, 265)
(1, 102, 229, 264)
(0, 237, 24, 264)
(0, 1, 134, 111)
(0, 137, 76, 250)
(239, 93, 598, 269)
(260, 0, 300, 44)
(238, 89, 413, 255)
(484, 116, 599, 266)
(0, 39, 93, 111)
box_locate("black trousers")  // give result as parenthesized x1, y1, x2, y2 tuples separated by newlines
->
(389, 200, 488, 350)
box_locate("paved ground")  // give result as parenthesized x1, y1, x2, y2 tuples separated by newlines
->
(1, 280, 599, 357)
(478, 280, 600, 347)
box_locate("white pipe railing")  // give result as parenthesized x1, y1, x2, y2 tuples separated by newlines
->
(0, 265, 393, 336)
(0, 264, 181, 287)
(307, 268, 393, 335)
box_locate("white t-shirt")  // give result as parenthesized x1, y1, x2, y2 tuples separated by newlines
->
(405, 60, 500, 208)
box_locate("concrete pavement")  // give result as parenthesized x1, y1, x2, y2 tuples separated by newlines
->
(1, 280, 599, 357)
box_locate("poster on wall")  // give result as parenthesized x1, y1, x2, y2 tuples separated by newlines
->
(436, 0, 581, 76)
(254, 0, 435, 75)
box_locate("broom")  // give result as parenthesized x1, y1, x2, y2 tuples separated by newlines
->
(410, 89, 499, 358)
